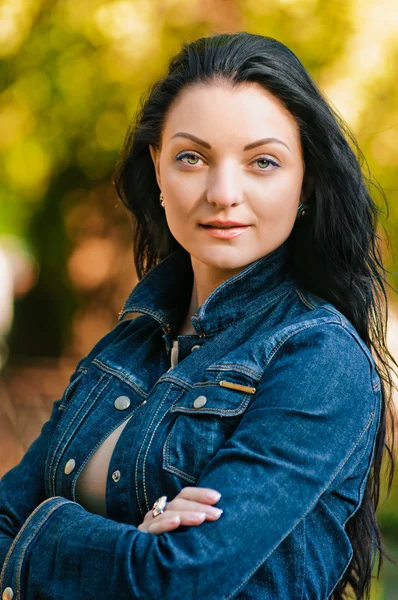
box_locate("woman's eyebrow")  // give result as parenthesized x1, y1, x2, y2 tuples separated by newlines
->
(170, 132, 291, 152)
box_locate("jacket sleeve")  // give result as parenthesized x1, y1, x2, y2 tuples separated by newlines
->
(0, 323, 381, 600)
(0, 320, 134, 568)
(0, 394, 68, 565)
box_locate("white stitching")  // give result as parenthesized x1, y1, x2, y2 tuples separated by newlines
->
(47, 374, 109, 496)
(92, 358, 148, 398)
(295, 288, 315, 310)
(0, 497, 68, 597)
(206, 364, 262, 380)
(134, 385, 181, 519)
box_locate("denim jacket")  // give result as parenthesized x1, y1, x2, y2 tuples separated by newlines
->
(0, 238, 381, 600)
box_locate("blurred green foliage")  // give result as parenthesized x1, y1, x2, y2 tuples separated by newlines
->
(1, 0, 398, 595)
(1, 1, 397, 355)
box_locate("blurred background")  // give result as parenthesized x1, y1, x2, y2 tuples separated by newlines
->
(0, 0, 397, 596)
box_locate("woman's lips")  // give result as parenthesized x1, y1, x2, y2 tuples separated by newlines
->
(200, 224, 249, 239)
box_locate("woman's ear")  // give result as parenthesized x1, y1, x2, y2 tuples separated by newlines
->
(149, 144, 161, 188)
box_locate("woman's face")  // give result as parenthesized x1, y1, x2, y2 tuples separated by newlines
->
(150, 82, 305, 274)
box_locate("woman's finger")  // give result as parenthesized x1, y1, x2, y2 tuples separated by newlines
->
(144, 509, 209, 524)
(166, 497, 223, 518)
(150, 511, 208, 532)
(138, 510, 209, 534)
(176, 487, 222, 504)
(138, 515, 181, 534)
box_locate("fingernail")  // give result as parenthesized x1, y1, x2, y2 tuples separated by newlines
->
(206, 491, 221, 501)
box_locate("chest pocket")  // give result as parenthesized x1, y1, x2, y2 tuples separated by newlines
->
(162, 373, 257, 484)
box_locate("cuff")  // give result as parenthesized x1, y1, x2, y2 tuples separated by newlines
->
(0, 497, 71, 599)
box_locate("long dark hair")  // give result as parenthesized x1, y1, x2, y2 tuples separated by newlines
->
(114, 32, 397, 599)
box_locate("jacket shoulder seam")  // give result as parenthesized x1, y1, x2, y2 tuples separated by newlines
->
(295, 288, 348, 328)
(264, 318, 379, 391)
(295, 288, 316, 311)
(264, 319, 347, 370)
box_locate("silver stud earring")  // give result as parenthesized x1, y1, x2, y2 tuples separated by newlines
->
(159, 192, 165, 208)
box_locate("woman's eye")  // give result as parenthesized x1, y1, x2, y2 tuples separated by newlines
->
(175, 152, 203, 166)
(253, 157, 280, 171)
(175, 152, 279, 171)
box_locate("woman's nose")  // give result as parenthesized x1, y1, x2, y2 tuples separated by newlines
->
(206, 166, 243, 207)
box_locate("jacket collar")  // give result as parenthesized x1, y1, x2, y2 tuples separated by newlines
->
(119, 237, 295, 337)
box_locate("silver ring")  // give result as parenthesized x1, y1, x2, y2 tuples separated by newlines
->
(152, 495, 168, 518)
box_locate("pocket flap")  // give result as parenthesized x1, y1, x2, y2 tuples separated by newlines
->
(170, 375, 257, 417)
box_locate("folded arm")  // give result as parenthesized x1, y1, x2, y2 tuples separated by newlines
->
(0, 320, 134, 566)
(0, 323, 380, 599)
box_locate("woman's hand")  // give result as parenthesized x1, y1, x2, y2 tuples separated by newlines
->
(138, 487, 223, 535)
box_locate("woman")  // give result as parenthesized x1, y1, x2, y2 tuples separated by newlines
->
(0, 32, 396, 600)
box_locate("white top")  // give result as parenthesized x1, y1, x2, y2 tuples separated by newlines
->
(169, 338, 179, 370)
(74, 339, 179, 517)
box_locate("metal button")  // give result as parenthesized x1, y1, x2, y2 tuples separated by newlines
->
(112, 470, 121, 482)
(191, 344, 201, 352)
(3, 587, 14, 600)
(193, 395, 207, 409)
(64, 459, 76, 475)
(114, 395, 131, 410)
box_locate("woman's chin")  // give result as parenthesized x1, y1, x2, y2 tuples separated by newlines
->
(190, 246, 258, 273)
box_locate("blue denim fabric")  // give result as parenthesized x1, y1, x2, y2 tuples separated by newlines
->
(0, 238, 381, 599)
